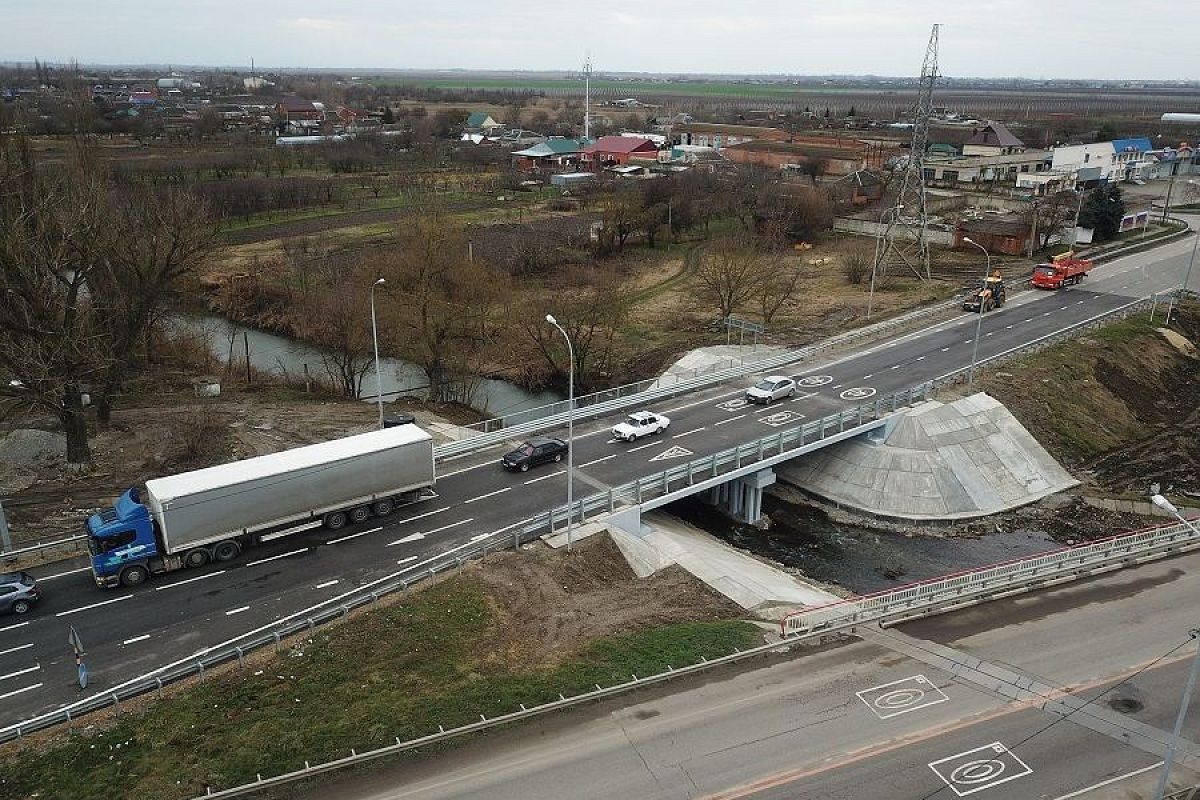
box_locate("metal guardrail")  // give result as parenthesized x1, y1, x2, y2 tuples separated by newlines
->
(434, 226, 1197, 463)
(0, 534, 87, 566)
(190, 633, 815, 799)
(781, 517, 1200, 637)
(433, 294, 967, 460)
(3, 285, 1191, 745)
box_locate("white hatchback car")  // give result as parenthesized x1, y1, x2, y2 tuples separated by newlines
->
(745, 375, 797, 404)
(611, 411, 671, 441)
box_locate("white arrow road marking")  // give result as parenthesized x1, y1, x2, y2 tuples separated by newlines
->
(650, 445, 694, 462)
(387, 533, 425, 546)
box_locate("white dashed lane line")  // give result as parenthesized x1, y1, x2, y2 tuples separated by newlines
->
(56, 595, 131, 618)
(578, 454, 618, 468)
(940, 347, 949, 352)
(523, 470, 563, 484)
(0, 622, 29, 634)
(0, 664, 40, 682)
(0, 683, 42, 701)
(315, 579, 339, 589)
(325, 526, 383, 545)
(464, 487, 511, 504)
(122, 634, 150, 646)
(225, 606, 250, 616)
(671, 428, 706, 438)
(397, 555, 418, 565)
(425, 519, 475, 536)
(244, 548, 309, 568)
(915, 356, 925, 361)
(629, 441, 659, 452)
(38, 566, 91, 581)
(0, 643, 34, 657)
(714, 414, 746, 426)
(155, 571, 226, 591)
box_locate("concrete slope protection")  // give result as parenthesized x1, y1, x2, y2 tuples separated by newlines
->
(779, 392, 1079, 520)
(0, 229, 1196, 731)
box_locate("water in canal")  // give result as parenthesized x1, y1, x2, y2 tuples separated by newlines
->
(670, 495, 1060, 595)
(168, 312, 562, 419)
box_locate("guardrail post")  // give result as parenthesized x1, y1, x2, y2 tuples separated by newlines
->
(608, 489, 615, 512)
(777, 431, 785, 453)
(838, 413, 845, 432)
(635, 478, 643, 503)
(819, 418, 826, 438)
(710, 453, 718, 477)
(758, 439, 765, 460)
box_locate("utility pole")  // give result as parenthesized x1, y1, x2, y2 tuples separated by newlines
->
(583, 54, 592, 142)
(874, 24, 940, 283)
(0, 500, 12, 556)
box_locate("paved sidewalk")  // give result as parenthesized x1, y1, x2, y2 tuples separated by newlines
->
(607, 511, 839, 618)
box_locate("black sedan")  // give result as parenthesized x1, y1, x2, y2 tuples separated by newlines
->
(501, 437, 569, 472)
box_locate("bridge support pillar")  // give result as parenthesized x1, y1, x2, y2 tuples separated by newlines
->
(704, 468, 776, 524)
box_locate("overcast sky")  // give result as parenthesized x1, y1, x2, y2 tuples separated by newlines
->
(2, 0, 1196, 81)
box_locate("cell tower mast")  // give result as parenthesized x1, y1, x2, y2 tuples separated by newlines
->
(583, 54, 592, 141)
(875, 24, 940, 281)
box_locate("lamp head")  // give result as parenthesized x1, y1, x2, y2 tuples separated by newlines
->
(964, 237, 976, 245)
(374, 278, 386, 286)
(1151, 494, 1179, 514)
(545, 314, 557, 325)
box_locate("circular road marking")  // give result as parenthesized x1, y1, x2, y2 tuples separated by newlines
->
(796, 375, 834, 387)
(840, 387, 877, 400)
(949, 758, 1008, 786)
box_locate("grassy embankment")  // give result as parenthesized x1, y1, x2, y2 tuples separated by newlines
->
(0, 575, 757, 800)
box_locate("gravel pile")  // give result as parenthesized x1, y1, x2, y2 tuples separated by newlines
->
(0, 429, 65, 467)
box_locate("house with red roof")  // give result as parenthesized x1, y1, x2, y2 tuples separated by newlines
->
(580, 136, 659, 168)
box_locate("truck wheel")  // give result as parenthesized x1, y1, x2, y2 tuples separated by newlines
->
(213, 541, 240, 562)
(120, 565, 149, 587)
(323, 511, 348, 530)
(11, 599, 31, 615)
(349, 506, 370, 524)
(184, 548, 210, 568)
(373, 499, 395, 517)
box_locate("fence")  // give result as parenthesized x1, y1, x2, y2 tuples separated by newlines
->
(781, 517, 1200, 637)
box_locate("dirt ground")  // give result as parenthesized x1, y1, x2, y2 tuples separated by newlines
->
(979, 305, 1200, 497)
(473, 534, 746, 667)
(0, 388, 453, 545)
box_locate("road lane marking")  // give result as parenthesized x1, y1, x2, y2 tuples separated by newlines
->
(325, 526, 383, 545)
(469, 533, 491, 542)
(629, 441, 659, 452)
(578, 455, 617, 468)
(464, 488, 510, 504)
(856, 674, 949, 719)
(56, 595, 131, 617)
(436, 462, 493, 479)
(397, 506, 450, 525)
(387, 533, 425, 546)
(1024, 317, 1033, 322)
(425, 518, 474, 536)
(671, 427, 706, 438)
(714, 414, 746, 426)
(38, 566, 91, 581)
(0, 622, 29, 633)
(889, 364, 901, 370)
(828, 384, 842, 390)
(0, 643, 34, 657)
(523, 470, 563, 484)
(1077, 300, 1085, 305)
(915, 356, 925, 361)
(225, 606, 250, 616)
(1060, 305, 1069, 310)
(1052, 761, 1162, 799)
(941, 348, 949, 352)
(396, 556, 418, 565)
(122, 634, 151, 646)
(0, 683, 42, 701)
(155, 571, 226, 591)
(863, 373, 873, 379)
(244, 548, 309, 567)
(1005, 325, 1014, 329)
(0, 664, 40, 682)
(315, 579, 339, 589)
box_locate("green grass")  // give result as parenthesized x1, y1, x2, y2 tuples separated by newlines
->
(0, 576, 757, 800)
(380, 76, 867, 100)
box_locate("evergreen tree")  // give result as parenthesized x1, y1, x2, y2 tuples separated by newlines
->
(1078, 185, 1125, 242)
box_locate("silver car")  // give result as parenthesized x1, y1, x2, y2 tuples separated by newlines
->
(745, 375, 797, 404)
(0, 572, 41, 615)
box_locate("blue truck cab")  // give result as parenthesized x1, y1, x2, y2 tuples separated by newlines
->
(87, 488, 163, 588)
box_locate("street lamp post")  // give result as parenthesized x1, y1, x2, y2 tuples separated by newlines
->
(1166, 212, 1199, 325)
(867, 204, 903, 319)
(369, 277, 386, 429)
(962, 237, 992, 389)
(545, 314, 575, 552)
(1070, 187, 1087, 247)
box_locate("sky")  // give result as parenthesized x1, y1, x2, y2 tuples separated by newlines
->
(1, 0, 1197, 81)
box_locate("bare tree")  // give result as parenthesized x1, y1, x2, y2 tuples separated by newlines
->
(523, 268, 628, 390)
(0, 137, 111, 466)
(1026, 191, 1076, 252)
(756, 248, 803, 324)
(695, 236, 769, 320)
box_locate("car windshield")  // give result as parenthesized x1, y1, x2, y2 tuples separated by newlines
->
(754, 380, 776, 391)
(1035, 266, 1055, 275)
(625, 416, 640, 425)
(518, 444, 535, 455)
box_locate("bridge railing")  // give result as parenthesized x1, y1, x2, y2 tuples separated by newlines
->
(780, 516, 1200, 637)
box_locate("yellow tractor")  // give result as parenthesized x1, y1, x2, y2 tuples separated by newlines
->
(963, 269, 1006, 313)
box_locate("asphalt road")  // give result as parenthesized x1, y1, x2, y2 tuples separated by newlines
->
(298, 547, 1200, 800)
(2, 226, 1197, 732)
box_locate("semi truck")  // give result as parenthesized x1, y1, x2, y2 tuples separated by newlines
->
(86, 425, 436, 588)
(963, 269, 1006, 313)
(1032, 251, 1092, 290)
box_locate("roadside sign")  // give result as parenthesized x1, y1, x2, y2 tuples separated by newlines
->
(68, 625, 85, 658)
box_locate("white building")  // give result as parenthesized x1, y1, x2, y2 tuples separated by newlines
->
(1050, 138, 1154, 183)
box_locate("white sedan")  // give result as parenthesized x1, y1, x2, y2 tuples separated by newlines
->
(611, 411, 671, 442)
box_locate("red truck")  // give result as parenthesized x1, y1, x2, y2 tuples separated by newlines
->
(1032, 251, 1092, 290)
